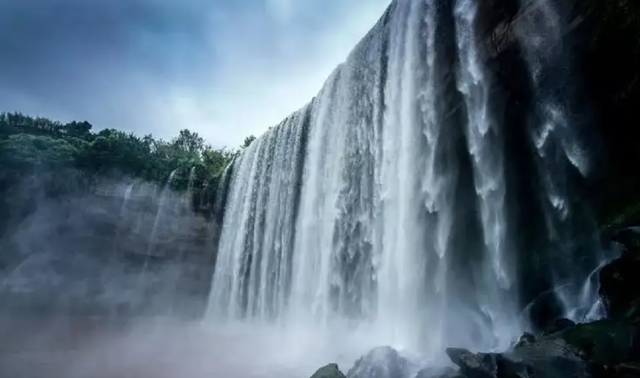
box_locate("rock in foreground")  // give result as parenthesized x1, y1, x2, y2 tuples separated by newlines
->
(599, 228, 640, 320)
(310, 364, 347, 378)
(306, 226, 640, 378)
(347, 346, 417, 378)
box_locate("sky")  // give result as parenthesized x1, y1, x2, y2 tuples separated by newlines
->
(0, 0, 391, 148)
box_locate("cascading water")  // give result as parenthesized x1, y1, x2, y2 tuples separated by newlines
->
(452, 0, 520, 350)
(514, 0, 609, 324)
(208, 108, 310, 320)
(142, 169, 178, 281)
(208, 0, 600, 364)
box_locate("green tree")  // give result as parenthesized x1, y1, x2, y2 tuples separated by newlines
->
(242, 135, 256, 149)
(0, 134, 79, 168)
(0, 110, 244, 215)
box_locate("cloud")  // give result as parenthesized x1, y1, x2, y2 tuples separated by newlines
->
(265, 0, 295, 21)
(0, 0, 391, 148)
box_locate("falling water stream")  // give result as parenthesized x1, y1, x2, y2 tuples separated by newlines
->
(140, 169, 178, 283)
(208, 0, 602, 368)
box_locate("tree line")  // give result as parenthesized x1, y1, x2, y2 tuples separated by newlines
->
(0, 111, 256, 218)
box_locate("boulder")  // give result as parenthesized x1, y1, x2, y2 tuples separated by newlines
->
(347, 346, 416, 378)
(599, 228, 640, 320)
(611, 362, 640, 378)
(513, 332, 537, 350)
(443, 317, 640, 378)
(543, 318, 576, 336)
(415, 366, 460, 378)
(538, 319, 640, 366)
(445, 345, 593, 378)
(310, 364, 347, 378)
(445, 348, 497, 378)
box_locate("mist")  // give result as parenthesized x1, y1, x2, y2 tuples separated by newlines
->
(0, 170, 233, 377)
(0, 317, 383, 378)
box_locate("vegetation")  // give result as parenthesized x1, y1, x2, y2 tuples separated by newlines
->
(0, 111, 255, 219)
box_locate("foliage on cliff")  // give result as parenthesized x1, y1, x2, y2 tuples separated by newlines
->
(0, 111, 252, 218)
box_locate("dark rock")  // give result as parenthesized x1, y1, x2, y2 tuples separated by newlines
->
(446, 344, 594, 378)
(415, 366, 459, 378)
(543, 319, 640, 365)
(507, 331, 595, 377)
(347, 346, 416, 378)
(515, 332, 536, 348)
(510, 318, 640, 374)
(610, 228, 640, 250)
(612, 362, 640, 378)
(584, 0, 640, 227)
(443, 316, 640, 378)
(507, 344, 593, 378)
(599, 228, 640, 320)
(521, 288, 570, 333)
(310, 364, 347, 378)
(543, 318, 576, 335)
(494, 355, 532, 378)
(445, 348, 497, 378)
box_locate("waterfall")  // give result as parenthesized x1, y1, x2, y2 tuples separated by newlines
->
(452, 0, 519, 351)
(514, 0, 606, 324)
(208, 0, 597, 362)
(208, 108, 310, 320)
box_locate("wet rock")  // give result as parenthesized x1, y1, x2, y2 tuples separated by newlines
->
(415, 366, 460, 378)
(310, 363, 347, 378)
(599, 228, 640, 320)
(521, 284, 568, 334)
(544, 319, 640, 365)
(508, 336, 594, 378)
(445, 348, 497, 378)
(347, 346, 416, 378)
(445, 346, 593, 378)
(612, 362, 640, 378)
(514, 332, 536, 348)
(543, 318, 576, 335)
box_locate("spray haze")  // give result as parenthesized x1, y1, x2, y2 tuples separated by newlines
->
(0, 318, 373, 378)
(0, 172, 215, 316)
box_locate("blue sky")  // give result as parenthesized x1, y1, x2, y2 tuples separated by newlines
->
(0, 0, 391, 147)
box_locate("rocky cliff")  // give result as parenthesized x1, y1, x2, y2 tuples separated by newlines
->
(0, 175, 221, 319)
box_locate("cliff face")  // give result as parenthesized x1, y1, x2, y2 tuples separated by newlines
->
(579, 0, 640, 227)
(480, 0, 640, 225)
(0, 176, 221, 319)
(480, 0, 640, 326)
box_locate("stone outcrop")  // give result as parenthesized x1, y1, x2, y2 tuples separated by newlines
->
(599, 228, 640, 320)
(347, 347, 418, 378)
(310, 364, 348, 378)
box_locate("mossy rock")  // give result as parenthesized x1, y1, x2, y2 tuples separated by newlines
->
(542, 319, 640, 365)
